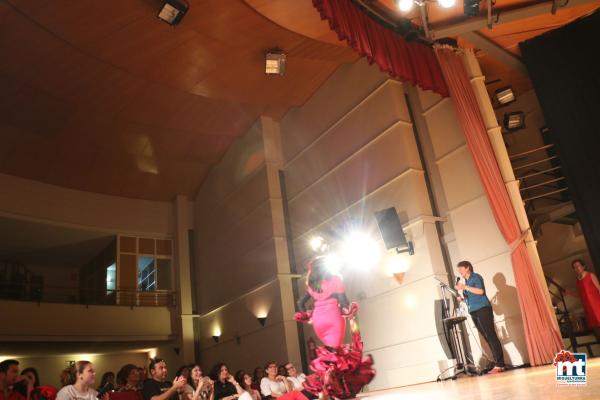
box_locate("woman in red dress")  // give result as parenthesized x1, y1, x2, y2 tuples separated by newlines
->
(573, 259, 600, 339)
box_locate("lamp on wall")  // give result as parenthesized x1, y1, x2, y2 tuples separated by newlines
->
(265, 49, 286, 76)
(212, 335, 220, 343)
(494, 86, 516, 106)
(257, 316, 267, 327)
(158, 0, 188, 26)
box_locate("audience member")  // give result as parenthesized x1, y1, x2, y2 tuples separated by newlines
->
(209, 364, 242, 400)
(98, 372, 115, 392)
(0, 360, 30, 400)
(14, 367, 40, 398)
(250, 369, 262, 393)
(115, 364, 141, 391)
(182, 365, 212, 400)
(283, 363, 305, 392)
(56, 361, 103, 400)
(260, 362, 290, 399)
(142, 358, 185, 400)
(233, 372, 258, 400)
(58, 369, 73, 388)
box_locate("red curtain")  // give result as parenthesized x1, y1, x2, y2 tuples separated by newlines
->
(435, 47, 563, 365)
(312, 0, 448, 97)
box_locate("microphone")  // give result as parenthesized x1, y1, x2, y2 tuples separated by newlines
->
(456, 277, 460, 285)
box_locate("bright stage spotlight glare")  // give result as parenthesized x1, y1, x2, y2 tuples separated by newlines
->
(397, 0, 414, 12)
(341, 231, 381, 270)
(438, 0, 456, 8)
(323, 253, 344, 276)
(385, 254, 410, 276)
(309, 236, 328, 253)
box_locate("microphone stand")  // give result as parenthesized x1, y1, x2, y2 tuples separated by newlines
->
(436, 280, 480, 380)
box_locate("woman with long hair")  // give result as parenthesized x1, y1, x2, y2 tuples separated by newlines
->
(572, 259, 600, 339)
(98, 372, 115, 392)
(233, 372, 259, 400)
(56, 361, 106, 400)
(209, 363, 243, 400)
(182, 365, 213, 400)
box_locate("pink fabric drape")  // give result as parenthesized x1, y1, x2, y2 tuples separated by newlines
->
(435, 48, 563, 365)
(312, 0, 448, 97)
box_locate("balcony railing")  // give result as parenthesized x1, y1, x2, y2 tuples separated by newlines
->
(0, 282, 176, 307)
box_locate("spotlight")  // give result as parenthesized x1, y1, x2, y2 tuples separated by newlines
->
(503, 111, 526, 131)
(265, 49, 286, 76)
(158, 0, 189, 26)
(464, 0, 480, 17)
(323, 253, 344, 276)
(309, 236, 328, 253)
(438, 0, 456, 8)
(494, 86, 516, 106)
(341, 231, 381, 270)
(397, 0, 414, 12)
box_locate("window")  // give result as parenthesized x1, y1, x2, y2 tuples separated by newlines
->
(106, 263, 116, 295)
(137, 256, 156, 292)
(156, 259, 172, 290)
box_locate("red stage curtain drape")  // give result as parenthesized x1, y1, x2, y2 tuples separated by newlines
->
(312, 0, 448, 97)
(435, 48, 563, 366)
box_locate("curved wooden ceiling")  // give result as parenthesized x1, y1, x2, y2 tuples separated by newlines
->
(0, 0, 356, 201)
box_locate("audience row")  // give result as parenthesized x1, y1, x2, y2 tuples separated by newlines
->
(0, 358, 307, 400)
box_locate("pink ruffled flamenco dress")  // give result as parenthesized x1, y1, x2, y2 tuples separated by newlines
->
(294, 262, 375, 399)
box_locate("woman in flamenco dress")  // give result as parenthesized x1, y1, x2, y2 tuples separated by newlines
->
(572, 259, 600, 340)
(279, 256, 374, 400)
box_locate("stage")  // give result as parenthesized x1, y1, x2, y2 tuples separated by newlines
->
(358, 357, 599, 399)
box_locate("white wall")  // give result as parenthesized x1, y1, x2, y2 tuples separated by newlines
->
(0, 173, 174, 237)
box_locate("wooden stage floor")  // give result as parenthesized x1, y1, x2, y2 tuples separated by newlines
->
(358, 357, 598, 399)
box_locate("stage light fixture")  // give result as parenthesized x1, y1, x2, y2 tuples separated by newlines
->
(158, 0, 188, 26)
(494, 86, 516, 106)
(341, 231, 381, 270)
(309, 236, 328, 253)
(438, 0, 456, 8)
(463, 0, 480, 17)
(265, 50, 286, 76)
(503, 111, 526, 131)
(397, 0, 414, 12)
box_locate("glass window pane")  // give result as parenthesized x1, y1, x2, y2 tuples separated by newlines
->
(137, 256, 155, 292)
(157, 259, 172, 290)
(106, 263, 116, 294)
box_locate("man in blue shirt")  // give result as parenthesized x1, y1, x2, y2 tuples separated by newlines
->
(455, 260, 505, 374)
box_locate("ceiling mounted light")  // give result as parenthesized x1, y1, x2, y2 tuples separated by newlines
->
(158, 0, 189, 26)
(397, 0, 414, 13)
(495, 86, 516, 106)
(503, 111, 526, 131)
(438, 0, 456, 8)
(464, 0, 480, 17)
(265, 49, 286, 76)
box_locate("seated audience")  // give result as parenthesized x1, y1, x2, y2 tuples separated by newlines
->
(98, 372, 115, 392)
(142, 358, 185, 400)
(56, 361, 103, 400)
(58, 369, 73, 388)
(260, 362, 291, 399)
(283, 364, 305, 392)
(233, 373, 258, 400)
(115, 365, 141, 391)
(209, 364, 242, 400)
(182, 365, 212, 400)
(0, 359, 30, 400)
(14, 367, 41, 398)
(250, 369, 263, 393)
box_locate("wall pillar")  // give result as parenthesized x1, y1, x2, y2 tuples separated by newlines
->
(175, 194, 196, 364)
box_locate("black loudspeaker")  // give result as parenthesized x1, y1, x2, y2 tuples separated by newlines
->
(374, 207, 409, 250)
